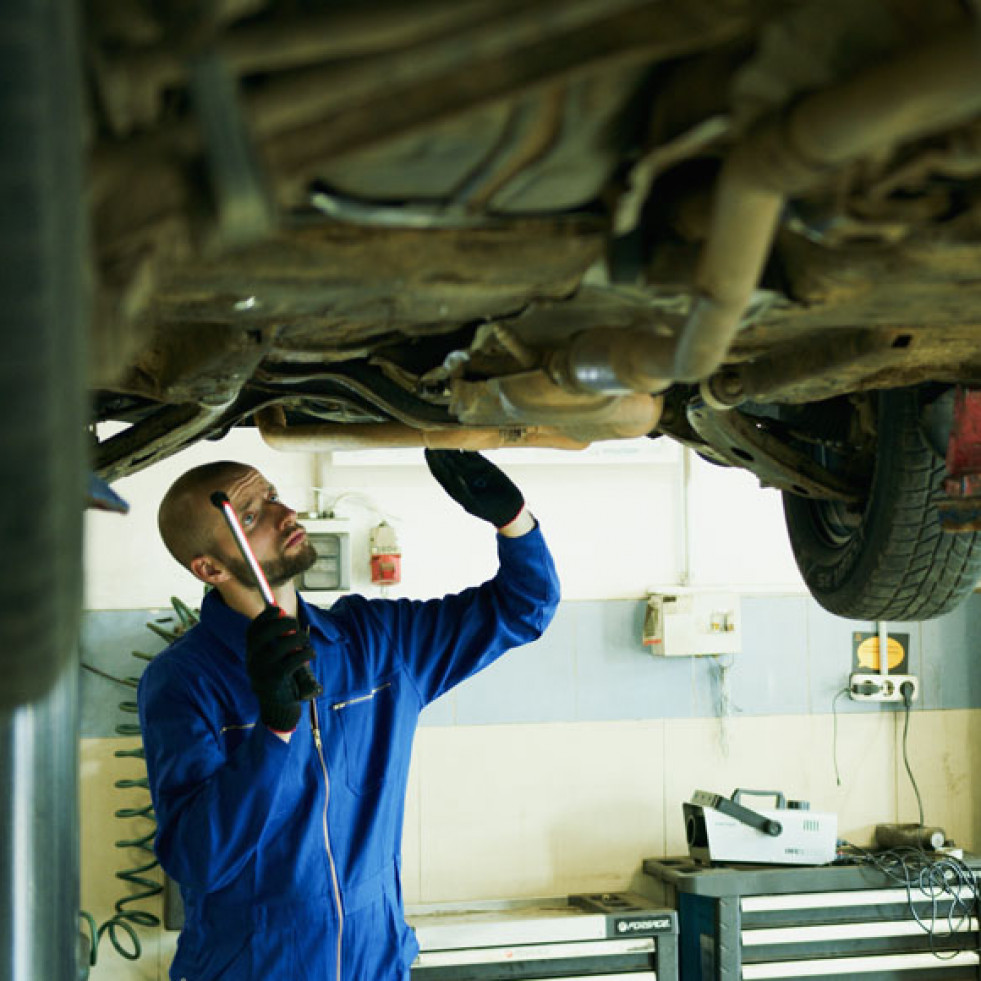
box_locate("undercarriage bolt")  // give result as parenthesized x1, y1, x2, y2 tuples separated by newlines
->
(700, 369, 745, 409)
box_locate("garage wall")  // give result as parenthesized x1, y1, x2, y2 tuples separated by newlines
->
(83, 427, 805, 610)
(79, 430, 981, 980)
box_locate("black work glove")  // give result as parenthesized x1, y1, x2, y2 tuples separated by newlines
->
(425, 449, 525, 528)
(245, 607, 315, 732)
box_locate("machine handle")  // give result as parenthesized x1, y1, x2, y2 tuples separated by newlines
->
(732, 788, 788, 809)
(691, 789, 783, 837)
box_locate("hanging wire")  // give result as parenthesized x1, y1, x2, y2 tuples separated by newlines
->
(830, 686, 850, 787)
(836, 844, 980, 959)
(900, 682, 926, 826)
(310, 487, 400, 524)
(711, 653, 734, 758)
(837, 684, 971, 960)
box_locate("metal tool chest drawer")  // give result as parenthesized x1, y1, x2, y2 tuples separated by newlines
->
(643, 856, 980, 980)
(407, 892, 678, 980)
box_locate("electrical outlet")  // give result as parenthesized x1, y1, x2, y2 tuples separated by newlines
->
(849, 672, 919, 703)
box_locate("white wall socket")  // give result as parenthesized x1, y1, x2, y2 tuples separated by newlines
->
(849, 672, 919, 703)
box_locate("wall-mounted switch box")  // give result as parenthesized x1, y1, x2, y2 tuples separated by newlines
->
(296, 519, 351, 594)
(643, 590, 741, 657)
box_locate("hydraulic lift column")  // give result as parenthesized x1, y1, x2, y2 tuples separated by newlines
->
(0, 655, 81, 981)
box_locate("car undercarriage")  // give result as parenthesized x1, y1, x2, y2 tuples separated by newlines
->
(5, 8, 981, 974)
(8, 0, 981, 713)
(80, 0, 981, 625)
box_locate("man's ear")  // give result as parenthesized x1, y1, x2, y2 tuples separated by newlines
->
(189, 554, 229, 586)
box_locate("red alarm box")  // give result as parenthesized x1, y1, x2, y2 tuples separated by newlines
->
(369, 521, 401, 585)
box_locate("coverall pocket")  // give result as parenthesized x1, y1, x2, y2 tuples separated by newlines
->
(342, 885, 414, 981)
(332, 677, 398, 795)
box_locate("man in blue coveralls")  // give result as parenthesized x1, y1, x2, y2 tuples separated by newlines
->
(138, 449, 560, 981)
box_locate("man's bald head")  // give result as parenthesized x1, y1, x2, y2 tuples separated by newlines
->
(158, 461, 253, 570)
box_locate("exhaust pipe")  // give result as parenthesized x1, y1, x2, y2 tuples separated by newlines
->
(674, 28, 981, 383)
(255, 406, 592, 452)
(547, 28, 981, 395)
(256, 367, 663, 451)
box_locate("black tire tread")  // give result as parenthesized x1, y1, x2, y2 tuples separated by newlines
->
(0, 0, 86, 706)
(784, 389, 981, 621)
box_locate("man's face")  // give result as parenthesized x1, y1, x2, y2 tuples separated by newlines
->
(209, 468, 317, 589)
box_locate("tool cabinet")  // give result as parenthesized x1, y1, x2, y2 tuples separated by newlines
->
(643, 856, 981, 980)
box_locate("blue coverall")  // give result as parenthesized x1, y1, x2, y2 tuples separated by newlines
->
(138, 525, 560, 981)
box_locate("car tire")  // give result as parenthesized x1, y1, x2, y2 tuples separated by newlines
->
(0, 0, 87, 707)
(783, 387, 981, 621)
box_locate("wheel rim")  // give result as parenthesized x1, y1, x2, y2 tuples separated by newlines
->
(808, 497, 864, 548)
(797, 426, 871, 550)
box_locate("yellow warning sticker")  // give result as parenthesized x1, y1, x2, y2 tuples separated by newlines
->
(853, 632, 909, 672)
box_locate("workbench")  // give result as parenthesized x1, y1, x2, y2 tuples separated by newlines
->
(407, 892, 679, 980)
(643, 856, 981, 980)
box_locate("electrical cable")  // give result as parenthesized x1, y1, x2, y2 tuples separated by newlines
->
(310, 487, 399, 524)
(711, 654, 733, 758)
(829, 681, 923, 808)
(900, 682, 925, 827)
(80, 599, 198, 965)
(830, 686, 850, 787)
(835, 844, 980, 958)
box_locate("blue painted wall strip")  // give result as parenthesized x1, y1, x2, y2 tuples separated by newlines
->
(79, 592, 981, 738)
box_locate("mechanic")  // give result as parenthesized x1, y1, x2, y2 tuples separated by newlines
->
(138, 449, 560, 981)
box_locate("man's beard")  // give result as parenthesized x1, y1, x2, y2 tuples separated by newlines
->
(222, 539, 318, 590)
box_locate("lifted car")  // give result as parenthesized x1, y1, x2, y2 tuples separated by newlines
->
(6, 0, 981, 705)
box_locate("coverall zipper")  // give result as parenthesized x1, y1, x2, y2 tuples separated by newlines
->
(310, 701, 344, 981)
(330, 681, 392, 712)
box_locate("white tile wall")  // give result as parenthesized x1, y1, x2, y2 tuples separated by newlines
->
(411, 721, 665, 902)
(80, 710, 980, 977)
(85, 430, 805, 610)
(893, 709, 981, 849)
